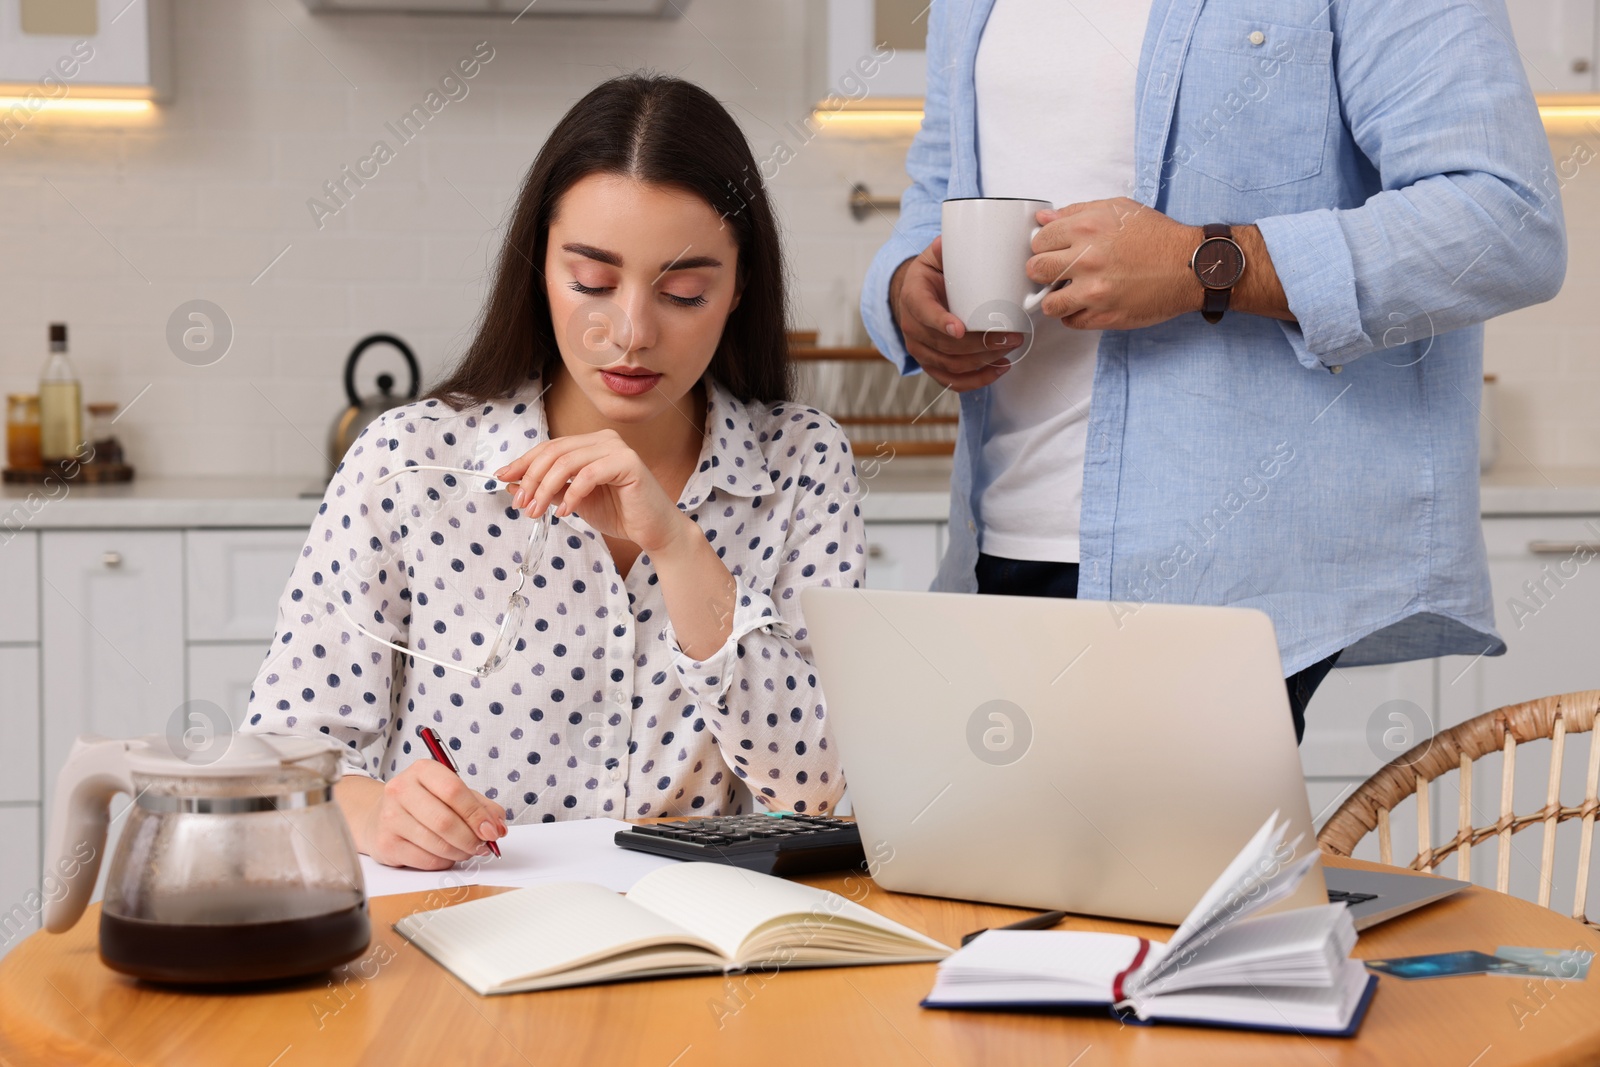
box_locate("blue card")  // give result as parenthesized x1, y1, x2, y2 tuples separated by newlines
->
(1365, 950, 1535, 980)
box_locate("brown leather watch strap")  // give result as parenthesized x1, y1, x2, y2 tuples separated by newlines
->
(1202, 286, 1230, 325)
(1194, 223, 1242, 325)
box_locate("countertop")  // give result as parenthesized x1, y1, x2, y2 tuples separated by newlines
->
(3, 461, 1597, 530)
(0, 458, 960, 529)
(1479, 465, 1600, 515)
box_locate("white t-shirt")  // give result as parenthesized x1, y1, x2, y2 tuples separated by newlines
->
(973, 0, 1151, 563)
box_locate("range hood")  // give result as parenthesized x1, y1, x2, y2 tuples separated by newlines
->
(301, 0, 685, 14)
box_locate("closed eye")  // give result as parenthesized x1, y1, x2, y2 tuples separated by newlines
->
(569, 280, 708, 309)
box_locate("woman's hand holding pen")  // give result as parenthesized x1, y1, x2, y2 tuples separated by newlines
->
(336, 762, 507, 871)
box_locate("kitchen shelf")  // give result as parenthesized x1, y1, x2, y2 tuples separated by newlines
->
(788, 340, 957, 457)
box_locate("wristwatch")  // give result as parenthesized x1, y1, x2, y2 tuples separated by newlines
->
(1191, 223, 1246, 324)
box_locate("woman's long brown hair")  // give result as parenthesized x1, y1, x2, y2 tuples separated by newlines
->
(427, 74, 792, 408)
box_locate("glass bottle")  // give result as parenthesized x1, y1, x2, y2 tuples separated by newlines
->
(86, 401, 122, 465)
(39, 323, 83, 463)
(6, 393, 42, 470)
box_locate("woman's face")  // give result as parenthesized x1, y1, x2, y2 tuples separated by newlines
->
(544, 173, 741, 424)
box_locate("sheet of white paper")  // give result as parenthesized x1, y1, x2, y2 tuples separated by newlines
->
(358, 818, 680, 898)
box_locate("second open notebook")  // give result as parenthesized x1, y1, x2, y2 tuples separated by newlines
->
(922, 812, 1378, 1037)
(393, 862, 952, 995)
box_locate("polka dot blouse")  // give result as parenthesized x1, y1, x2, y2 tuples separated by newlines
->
(242, 376, 863, 822)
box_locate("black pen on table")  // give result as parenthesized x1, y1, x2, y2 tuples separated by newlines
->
(960, 910, 1069, 947)
(419, 726, 501, 858)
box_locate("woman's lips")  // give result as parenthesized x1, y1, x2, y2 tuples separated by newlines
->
(600, 368, 662, 396)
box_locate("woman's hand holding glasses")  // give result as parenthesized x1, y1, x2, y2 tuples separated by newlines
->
(495, 428, 697, 561)
(497, 429, 737, 661)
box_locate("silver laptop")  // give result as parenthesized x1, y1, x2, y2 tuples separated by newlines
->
(802, 587, 1329, 925)
(1325, 866, 1469, 931)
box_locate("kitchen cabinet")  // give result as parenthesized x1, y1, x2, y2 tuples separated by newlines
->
(1301, 514, 1600, 886)
(808, 0, 928, 104)
(1300, 660, 1436, 864)
(1439, 517, 1600, 919)
(0, 533, 38, 643)
(0, 0, 172, 100)
(184, 529, 304, 642)
(1439, 517, 1600, 724)
(40, 531, 186, 812)
(862, 522, 945, 592)
(0, 807, 40, 953)
(1506, 0, 1600, 94)
(188, 643, 271, 723)
(0, 648, 40, 806)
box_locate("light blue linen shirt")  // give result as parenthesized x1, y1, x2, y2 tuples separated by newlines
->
(862, 0, 1566, 674)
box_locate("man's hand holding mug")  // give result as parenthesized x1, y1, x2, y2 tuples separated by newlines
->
(889, 196, 1290, 391)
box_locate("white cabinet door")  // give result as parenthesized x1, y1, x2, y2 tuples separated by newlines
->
(188, 643, 271, 725)
(817, 0, 927, 99)
(0, 530, 38, 643)
(40, 531, 185, 808)
(1506, 0, 1598, 93)
(1300, 659, 1438, 863)
(1300, 660, 1438, 779)
(0, 648, 40, 804)
(863, 522, 941, 591)
(1439, 517, 1600, 725)
(0, 806, 41, 958)
(1429, 518, 1600, 915)
(185, 529, 303, 642)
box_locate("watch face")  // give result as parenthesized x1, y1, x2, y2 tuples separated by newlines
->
(1194, 238, 1245, 290)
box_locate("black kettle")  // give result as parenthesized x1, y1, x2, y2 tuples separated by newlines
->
(328, 334, 419, 476)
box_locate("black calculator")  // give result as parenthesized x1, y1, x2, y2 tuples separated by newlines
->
(613, 813, 866, 876)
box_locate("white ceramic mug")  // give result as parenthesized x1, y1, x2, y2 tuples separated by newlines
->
(940, 197, 1054, 332)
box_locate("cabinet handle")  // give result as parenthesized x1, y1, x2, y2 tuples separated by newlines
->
(867, 544, 884, 559)
(1526, 541, 1600, 556)
(102, 551, 123, 568)
(1575, 57, 1592, 74)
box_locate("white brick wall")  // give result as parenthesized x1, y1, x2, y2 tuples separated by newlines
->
(1, 0, 1593, 480)
(0, 0, 911, 480)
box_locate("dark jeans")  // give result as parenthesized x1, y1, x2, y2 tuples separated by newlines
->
(975, 553, 1340, 744)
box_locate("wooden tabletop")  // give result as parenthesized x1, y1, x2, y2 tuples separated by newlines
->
(3, 856, 1599, 1067)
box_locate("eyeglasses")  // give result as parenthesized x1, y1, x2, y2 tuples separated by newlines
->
(334, 464, 552, 678)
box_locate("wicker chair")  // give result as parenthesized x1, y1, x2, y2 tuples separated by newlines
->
(1317, 690, 1600, 930)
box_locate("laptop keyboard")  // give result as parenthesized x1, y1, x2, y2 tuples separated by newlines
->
(1327, 889, 1379, 906)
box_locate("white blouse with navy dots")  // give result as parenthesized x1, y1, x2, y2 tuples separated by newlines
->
(243, 376, 862, 822)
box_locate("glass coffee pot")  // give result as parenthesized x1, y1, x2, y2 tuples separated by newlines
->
(43, 732, 370, 984)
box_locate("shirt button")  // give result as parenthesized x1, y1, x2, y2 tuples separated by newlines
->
(1248, 30, 1265, 45)
(967, 519, 976, 533)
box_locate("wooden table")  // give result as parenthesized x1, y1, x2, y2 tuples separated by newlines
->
(3, 856, 1599, 1067)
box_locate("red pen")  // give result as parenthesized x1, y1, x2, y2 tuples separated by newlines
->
(418, 726, 501, 858)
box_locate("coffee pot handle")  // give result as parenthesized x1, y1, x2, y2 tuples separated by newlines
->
(42, 736, 135, 933)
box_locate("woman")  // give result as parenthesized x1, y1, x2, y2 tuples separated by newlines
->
(245, 75, 861, 870)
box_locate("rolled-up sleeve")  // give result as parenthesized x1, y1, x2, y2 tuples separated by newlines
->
(665, 420, 862, 815)
(1258, 0, 1565, 369)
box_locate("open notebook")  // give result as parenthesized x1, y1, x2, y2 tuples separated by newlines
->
(923, 813, 1378, 1037)
(393, 862, 951, 995)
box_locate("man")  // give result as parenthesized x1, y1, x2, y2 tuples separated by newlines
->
(862, 0, 1565, 741)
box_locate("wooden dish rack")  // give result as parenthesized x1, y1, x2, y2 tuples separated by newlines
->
(788, 334, 958, 457)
